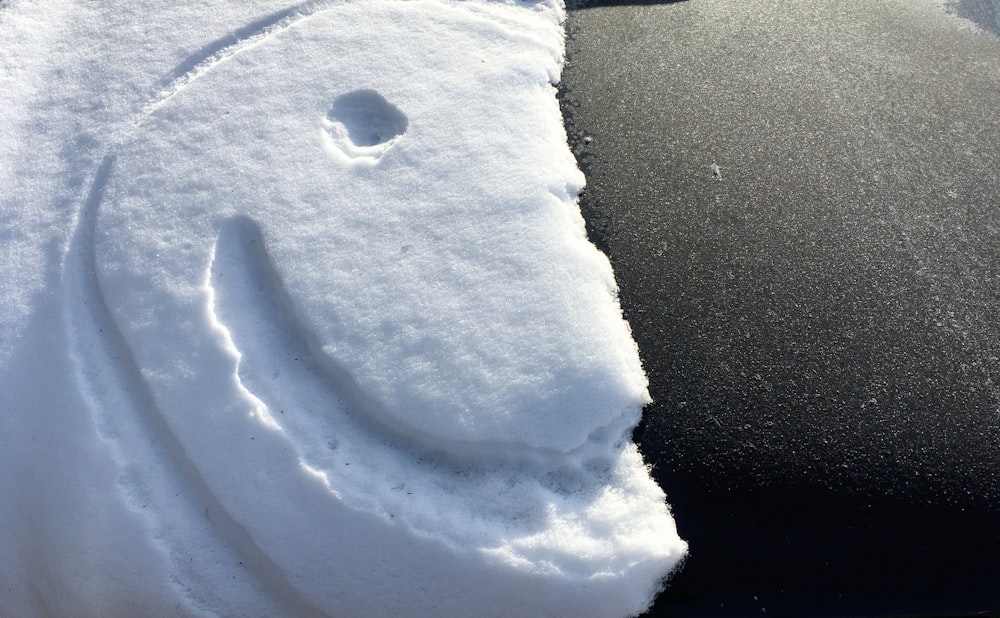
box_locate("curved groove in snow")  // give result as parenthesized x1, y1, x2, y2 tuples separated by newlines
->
(209, 215, 619, 469)
(140, 1, 330, 118)
(207, 215, 632, 555)
(64, 158, 329, 618)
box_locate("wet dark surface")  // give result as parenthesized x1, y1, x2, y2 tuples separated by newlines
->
(560, 1, 1000, 615)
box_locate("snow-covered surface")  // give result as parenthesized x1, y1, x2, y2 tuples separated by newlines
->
(0, 1, 686, 616)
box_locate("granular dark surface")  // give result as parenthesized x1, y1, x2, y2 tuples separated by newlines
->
(560, 1, 1000, 615)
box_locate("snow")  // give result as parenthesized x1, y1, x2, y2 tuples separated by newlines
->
(0, 1, 686, 617)
(933, 0, 1000, 34)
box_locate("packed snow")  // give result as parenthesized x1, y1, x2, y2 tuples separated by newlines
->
(0, 0, 686, 616)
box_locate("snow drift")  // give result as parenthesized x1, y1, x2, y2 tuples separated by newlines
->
(1, 1, 686, 616)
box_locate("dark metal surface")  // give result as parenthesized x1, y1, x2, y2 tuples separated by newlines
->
(560, 1, 1000, 615)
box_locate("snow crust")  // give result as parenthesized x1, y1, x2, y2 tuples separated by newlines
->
(1, 1, 686, 616)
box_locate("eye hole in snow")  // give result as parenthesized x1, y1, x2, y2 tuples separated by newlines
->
(328, 89, 408, 146)
(321, 89, 407, 165)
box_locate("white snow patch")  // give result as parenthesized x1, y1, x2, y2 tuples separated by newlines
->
(1, 1, 686, 616)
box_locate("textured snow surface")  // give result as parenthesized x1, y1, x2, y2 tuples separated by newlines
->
(0, 1, 686, 616)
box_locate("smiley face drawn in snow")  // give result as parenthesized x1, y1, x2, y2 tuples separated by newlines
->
(90, 0, 644, 459)
(65, 3, 671, 612)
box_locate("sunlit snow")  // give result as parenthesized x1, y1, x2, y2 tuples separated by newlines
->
(0, 1, 686, 616)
